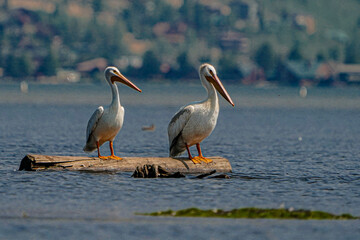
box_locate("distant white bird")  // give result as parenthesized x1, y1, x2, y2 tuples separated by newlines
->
(168, 63, 234, 164)
(83, 66, 141, 160)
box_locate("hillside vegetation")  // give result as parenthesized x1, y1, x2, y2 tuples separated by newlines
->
(0, 0, 359, 82)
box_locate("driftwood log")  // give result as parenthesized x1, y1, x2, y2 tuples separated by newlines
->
(19, 154, 232, 174)
(131, 165, 230, 178)
(131, 165, 186, 178)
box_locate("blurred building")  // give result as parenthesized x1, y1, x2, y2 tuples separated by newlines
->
(278, 61, 331, 86)
(333, 63, 360, 84)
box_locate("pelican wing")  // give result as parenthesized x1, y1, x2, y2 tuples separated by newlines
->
(85, 106, 104, 143)
(168, 105, 194, 156)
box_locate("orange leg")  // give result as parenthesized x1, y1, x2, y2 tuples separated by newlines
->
(186, 144, 201, 164)
(97, 141, 108, 160)
(96, 141, 122, 160)
(196, 143, 203, 158)
(192, 143, 213, 164)
(109, 141, 122, 160)
(186, 144, 193, 159)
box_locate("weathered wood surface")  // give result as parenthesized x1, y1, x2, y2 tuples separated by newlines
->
(19, 154, 232, 173)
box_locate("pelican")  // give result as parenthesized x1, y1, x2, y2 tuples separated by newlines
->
(168, 63, 234, 164)
(83, 66, 141, 160)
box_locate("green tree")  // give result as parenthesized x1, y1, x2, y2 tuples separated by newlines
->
(328, 46, 340, 61)
(344, 43, 356, 63)
(177, 52, 192, 74)
(218, 53, 242, 80)
(92, 0, 103, 14)
(102, 24, 126, 61)
(19, 53, 32, 77)
(38, 50, 58, 76)
(287, 42, 303, 61)
(344, 37, 360, 63)
(180, 0, 195, 24)
(5, 54, 32, 78)
(257, 5, 265, 31)
(316, 52, 325, 62)
(6, 55, 20, 77)
(255, 42, 275, 75)
(344, 17, 360, 63)
(193, 3, 209, 33)
(140, 50, 160, 77)
(3, 0, 8, 10)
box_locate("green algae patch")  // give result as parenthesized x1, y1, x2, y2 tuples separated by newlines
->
(139, 208, 359, 220)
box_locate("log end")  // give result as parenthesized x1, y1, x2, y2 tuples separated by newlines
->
(19, 155, 34, 171)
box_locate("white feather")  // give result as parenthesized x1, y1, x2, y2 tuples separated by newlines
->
(83, 66, 140, 155)
(85, 106, 104, 148)
(167, 63, 233, 158)
(168, 105, 194, 155)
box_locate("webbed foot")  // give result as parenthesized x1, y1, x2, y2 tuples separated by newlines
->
(191, 156, 213, 164)
(98, 155, 123, 160)
(109, 155, 123, 160)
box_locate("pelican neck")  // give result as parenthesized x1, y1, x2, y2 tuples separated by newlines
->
(200, 74, 218, 107)
(110, 82, 121, 109)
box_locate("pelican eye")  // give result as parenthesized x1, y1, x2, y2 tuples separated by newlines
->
(209, 70, 215, 78)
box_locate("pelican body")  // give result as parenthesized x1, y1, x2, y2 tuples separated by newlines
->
(83, 66, 141, 160)
(168, 63, 234, 164)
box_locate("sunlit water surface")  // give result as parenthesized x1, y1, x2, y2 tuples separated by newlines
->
(0, 82, 360, 239)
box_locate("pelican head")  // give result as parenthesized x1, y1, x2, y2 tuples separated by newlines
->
(200, 63, 234, 106)
(105, 66, 141, 92)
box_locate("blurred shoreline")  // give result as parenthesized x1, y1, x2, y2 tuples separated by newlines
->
(1, 81, 360, 110)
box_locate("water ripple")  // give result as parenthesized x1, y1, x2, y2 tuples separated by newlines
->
(1, 84, 360, 239)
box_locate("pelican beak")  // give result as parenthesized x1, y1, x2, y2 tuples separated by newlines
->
(112, 72, 142, 92)
(206, 73, 234, 106)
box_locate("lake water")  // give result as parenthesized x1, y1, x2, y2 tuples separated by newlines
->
(0, 82, 360, 239)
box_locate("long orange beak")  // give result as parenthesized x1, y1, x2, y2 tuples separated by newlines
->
(206, 73, 234, 106)
(111, 72, 142, 92)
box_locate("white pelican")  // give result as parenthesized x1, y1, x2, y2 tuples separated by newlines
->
(168, 63, 234, 164)
(83, 66, 141, 160)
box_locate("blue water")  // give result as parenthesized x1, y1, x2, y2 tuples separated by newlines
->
(1, 82, 360, 239)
